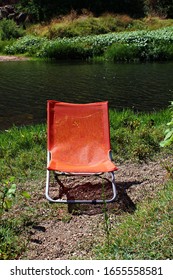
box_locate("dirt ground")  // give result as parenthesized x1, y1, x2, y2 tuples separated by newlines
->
(19, 157, 170, 260)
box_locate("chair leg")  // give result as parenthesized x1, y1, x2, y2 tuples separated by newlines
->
(45, 169, 117, 204)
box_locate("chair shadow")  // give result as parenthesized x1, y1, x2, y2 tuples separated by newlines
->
(68, 181, 139, 215)
(50, 176, 141, 215)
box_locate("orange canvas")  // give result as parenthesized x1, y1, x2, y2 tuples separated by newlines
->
(47, 100, 118, 173)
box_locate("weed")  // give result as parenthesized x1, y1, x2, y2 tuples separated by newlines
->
(160, 101, 173, 147)
(160, 101, 173, 178)
(0, 177, 16, 216)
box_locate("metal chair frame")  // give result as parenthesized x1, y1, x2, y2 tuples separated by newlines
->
(46, 151, 117, 204)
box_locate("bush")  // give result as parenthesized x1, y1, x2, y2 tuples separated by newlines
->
(147, 42, 173, 61)
(0, 19, 25, 41)
(5, 35, 47, 55)
(38, 41, 95, 60)
(104, 43, 141, 61)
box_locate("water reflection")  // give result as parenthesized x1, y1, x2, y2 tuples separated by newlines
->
(0, 60, 173, 130)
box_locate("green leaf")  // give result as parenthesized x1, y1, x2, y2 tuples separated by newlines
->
(3, 199, 12, 210)
(21, 191, 31, 199)
(7, 184, 16, 196)
(164, 130, 173, 141)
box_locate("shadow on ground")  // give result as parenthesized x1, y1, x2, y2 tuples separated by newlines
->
(48, 174, 141, 215)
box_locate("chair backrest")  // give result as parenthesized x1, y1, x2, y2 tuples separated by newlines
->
(47, 100, 111, 166)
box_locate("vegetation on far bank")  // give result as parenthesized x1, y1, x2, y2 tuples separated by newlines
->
(0, 108, 173, 259)
(0, 13, 173, 62)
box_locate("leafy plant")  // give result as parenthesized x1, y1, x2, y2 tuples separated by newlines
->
(160, 101, 173, 179)
(4, 35, 47, 55)
(0, 176, 30, 259)
(0, 177, 16, 216)
(160, 101, 173, 147)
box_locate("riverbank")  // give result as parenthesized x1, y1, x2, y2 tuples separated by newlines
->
(1, 13, 173, 62)
(0, 55, 29, 61)
(2, 27, 173, 62)
(0, 108, 173, 259)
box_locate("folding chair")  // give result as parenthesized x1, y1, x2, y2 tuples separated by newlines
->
(46, 100, 118, 203)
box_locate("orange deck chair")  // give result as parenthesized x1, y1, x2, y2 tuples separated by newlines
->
(46, 100, 118, 203)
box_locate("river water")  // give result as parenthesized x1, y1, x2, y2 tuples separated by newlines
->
(0, 60, 173, 130)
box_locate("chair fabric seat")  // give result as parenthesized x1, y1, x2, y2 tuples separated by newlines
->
(48, 158, 118, 173)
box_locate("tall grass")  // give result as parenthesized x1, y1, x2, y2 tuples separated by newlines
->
(0, 124, 46, 259)
(28, 13, 173, 39)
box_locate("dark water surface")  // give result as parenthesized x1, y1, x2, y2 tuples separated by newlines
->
(0, 60, 173, 130)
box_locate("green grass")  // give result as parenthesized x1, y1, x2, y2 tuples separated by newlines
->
(0, 109, 171, 181)
(0, 124, 46, 180)
(110, 108, 171, 161)
(94, 181, 173, 259)
(0, 219, 26, 260)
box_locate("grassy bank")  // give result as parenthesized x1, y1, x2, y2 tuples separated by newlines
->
(28, 14, 173, 39)
(0, 108, 173, 259)
(0, 108, 172, 180)
(1, 14, 173, 62)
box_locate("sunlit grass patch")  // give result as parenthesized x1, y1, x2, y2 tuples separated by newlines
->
(109, 108, 171, 161)
(94, 181, 173, 259)
(0, 124, 46, 179)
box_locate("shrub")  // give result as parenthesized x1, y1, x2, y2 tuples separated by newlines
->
(5, 35, 47, 55)
(0, 19, 25, 41)
(37, 40, 103, 60)
(104, 43, 140, 61)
